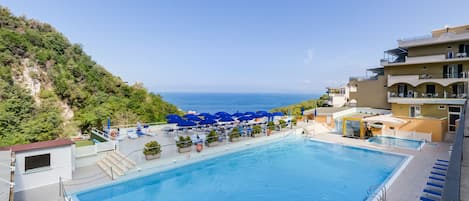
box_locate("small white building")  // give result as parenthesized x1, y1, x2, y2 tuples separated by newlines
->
(326, 86, 349, 107)
(0, 139, 75, 192)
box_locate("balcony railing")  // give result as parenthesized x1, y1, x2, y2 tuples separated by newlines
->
(388, 92, 467, 99)
(381, 54, 469, 66)
(441, 100, 466, 200)
(387, 74, 469, 88)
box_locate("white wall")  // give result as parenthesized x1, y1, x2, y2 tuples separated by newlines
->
(14, 146, 73, 192)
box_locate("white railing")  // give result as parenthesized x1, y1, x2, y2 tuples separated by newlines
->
(382, 129, 432, 142)
(75, 141, 115, 157)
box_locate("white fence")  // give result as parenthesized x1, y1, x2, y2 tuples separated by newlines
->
(382, 129, 432, 142)
(75, 141, 115, 158)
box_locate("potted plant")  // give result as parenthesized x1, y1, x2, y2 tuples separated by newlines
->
(267, 121, 275, 135)
(143, 141, 162, 160)
(279, 120, 287, 129)
(251, 125, 262, 137)
(229, 127, 241, 142)
(176, 136, 192, 153)
(291, 118, 297, 126)
(206, 130, 219, 147)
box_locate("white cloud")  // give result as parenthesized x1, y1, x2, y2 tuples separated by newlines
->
(304, 48, 314, 64)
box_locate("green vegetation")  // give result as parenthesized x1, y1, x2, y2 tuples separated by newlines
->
(229, 127, 241, 139)
(267, 121, 275, 131)
(270, 94, 328, 116)
(0, 7, 180, 146)
(206, 130, 218, 143)
(143, 141, 161, 155)
(279, 120, 287, 128)
(291, 118, 297, 126)
(176, 136, 192, 148)
(74, 139, 94, 147)
(252, 125, 261, 134)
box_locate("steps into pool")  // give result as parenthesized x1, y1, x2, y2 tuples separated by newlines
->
(97, 151, 136, 179)
(419, 159, 449, 201)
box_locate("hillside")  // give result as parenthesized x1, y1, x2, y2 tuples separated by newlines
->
(270, 94, 328, 116)
(0, 7, 180, 146)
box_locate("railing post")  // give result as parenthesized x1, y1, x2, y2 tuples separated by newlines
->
(59, 176, 62, 197)
(110, 167, 114, 180)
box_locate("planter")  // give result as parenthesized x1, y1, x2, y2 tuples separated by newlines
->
(206, 141, 219, 147)
(144, 153, 161, 160)
(252, 133, 262, 138)
(230, 137, 241, 142)
(178, 146, 191, 153)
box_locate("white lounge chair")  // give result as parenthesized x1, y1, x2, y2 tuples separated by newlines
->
(127, 130, 138, 139)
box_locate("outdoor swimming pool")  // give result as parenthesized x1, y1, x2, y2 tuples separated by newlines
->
(368, 135, 424, 150)
(73, 138, 407, 201)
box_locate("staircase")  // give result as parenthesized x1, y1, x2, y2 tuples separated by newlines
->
(97, 151, 136, 179)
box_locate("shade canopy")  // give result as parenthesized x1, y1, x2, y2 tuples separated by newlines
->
(244, 112, 256, 116)
(232, 112, 244, 117)
(362, 114, 408, 126)
(215, 111, 230, 116)
(186, 116, 202, 122)
(167, 118, 182, 124)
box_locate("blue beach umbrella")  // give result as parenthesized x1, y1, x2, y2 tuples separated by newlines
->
(244, 112, 256, 116)
(215, 111, 230, 116)
(167, 118, 181, 124)
(218, 116, 235, 122)
(184, 114, 198, 118)
(200, 118, 217, 125)
(232, 112, 244, 117)
(186, 116, 202, 122)
(237, 116, 253, 122)
(177, 120, 197, 127)
(166, 114, 182, 120)
(272, 112, 284, 116)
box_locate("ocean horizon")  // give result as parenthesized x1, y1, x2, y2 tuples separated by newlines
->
(159, 92, 321, 113)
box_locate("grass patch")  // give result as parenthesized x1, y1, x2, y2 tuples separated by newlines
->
(75, 140, 94, 147)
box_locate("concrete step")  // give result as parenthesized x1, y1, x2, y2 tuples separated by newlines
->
(115, 151, 137, 166)
(97, 160, 119, 179)
(102, 157, 125, 175)
(109, 152, 134, 169)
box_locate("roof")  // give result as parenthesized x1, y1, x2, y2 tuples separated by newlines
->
(304, 107, 350, 115)
(0, 139, 74, 152)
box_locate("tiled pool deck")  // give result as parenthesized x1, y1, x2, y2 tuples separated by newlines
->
(14, 122, 452, 201)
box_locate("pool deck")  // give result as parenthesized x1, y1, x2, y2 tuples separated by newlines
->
(14, 121, 452, 201)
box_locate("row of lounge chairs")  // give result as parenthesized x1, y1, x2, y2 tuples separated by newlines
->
(420, 159, 449, 201)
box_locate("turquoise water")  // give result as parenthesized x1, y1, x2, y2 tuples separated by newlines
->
(368, 136, 424, 150)
(74, 139, 406, 201)
(159, 92, 320, 113)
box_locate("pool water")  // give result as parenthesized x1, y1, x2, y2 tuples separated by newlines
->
(368, 136, 424, 150)
(74, 138, 407, 201)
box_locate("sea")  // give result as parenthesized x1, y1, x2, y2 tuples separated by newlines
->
(159, 92, 320, 114)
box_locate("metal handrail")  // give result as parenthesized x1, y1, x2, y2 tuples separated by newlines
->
(441, 100, 466, 201)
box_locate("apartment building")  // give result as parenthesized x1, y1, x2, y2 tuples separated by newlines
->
(380, 25, 469, 140)
(325, 86, 349, 107)
(347, 67, 389, 109)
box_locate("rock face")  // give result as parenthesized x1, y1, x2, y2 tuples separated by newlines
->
(0, 7, 181, 146)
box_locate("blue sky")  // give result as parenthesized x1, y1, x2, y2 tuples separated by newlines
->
(3, 0, 469, 94)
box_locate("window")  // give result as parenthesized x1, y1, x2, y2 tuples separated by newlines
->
(409, 105, 421, 117)
(25, 154, 51, 171)
(426, 84, 435, 94)
(438, 105, 446, 110)
(443, 64, 463, 78)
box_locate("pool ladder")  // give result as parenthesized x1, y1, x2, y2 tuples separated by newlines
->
(366, 185, 386, 201)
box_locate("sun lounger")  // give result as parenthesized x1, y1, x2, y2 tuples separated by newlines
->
(423, 187, 442, 196)
(127, 130, 138, 139)
(432, 166, 447, 171)
(428, 175, 445, 182)
(420, 194, 441, 201)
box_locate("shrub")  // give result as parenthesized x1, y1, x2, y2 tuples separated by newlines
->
(267, 121, 275, 130)
(177, 136, 192, 148)
(143, 141, 161, 155)
(252, 125, 262, 134)
(206, 130, 218, 143)
(291, 118, 297, 126)
(279, 120, 287, 128)
(229, 127, 240, 139)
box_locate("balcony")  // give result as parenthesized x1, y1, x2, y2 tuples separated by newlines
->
(381, 54, 469, 66)
(397, 31, 469, 48)
(387, 74, 469, 87)
(387, 92, 467, 105)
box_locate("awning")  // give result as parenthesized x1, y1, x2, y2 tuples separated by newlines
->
(362, 114, 408, 126)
